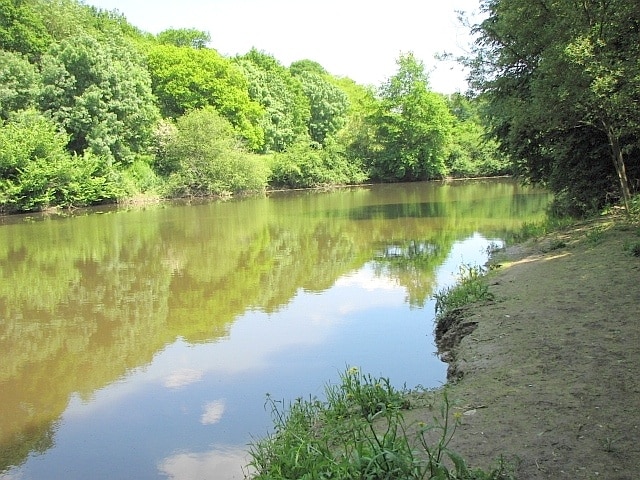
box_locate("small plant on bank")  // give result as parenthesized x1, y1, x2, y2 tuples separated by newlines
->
(247, 368, 513, 479)
(624, 240, 640, 257)
(585, 225, 606, 245)
(433, 264, 494, 320)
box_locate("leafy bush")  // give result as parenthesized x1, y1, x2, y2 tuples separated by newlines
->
(269, 137, 366, 188)
(0, 110, 123, 212)
(433, 264, 494, 320)
(161, 107, 269, 196)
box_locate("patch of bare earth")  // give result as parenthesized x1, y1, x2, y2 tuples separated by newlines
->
(413, 216, 640, 479)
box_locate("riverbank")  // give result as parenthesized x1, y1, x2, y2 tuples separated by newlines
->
(421, 213, 640, 479)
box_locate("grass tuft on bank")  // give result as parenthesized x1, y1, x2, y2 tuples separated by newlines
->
(246, 367, 514, 479)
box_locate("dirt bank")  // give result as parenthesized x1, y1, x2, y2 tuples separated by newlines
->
(416, 215, 640, 479)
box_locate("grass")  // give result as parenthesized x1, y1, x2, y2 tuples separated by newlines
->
(433, 264, 494, 321)
(246, 367, 514, 479)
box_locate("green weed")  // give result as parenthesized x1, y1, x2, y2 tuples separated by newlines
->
(505, 216, 574, 244)
(247, 369, 513, 479)
(585, 225, 606, 244)
(624, 240, 640, 257)
(433, 264, 494, 320)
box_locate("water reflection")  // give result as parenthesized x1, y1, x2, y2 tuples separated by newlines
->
(0, 179, 550, 478)
(158, 445, 251, 480)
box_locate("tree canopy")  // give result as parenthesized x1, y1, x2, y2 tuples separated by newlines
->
(0, 0, 504, 213)
(468, 0, 640, 214)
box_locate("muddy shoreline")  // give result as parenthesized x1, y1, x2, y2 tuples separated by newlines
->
(415, 215, 640, 479)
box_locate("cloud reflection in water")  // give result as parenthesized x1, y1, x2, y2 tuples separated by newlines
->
(158, 445, 252, 480)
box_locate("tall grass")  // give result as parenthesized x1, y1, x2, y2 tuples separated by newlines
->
(433, 265, 494, 320)
(247, 367, 513, 479)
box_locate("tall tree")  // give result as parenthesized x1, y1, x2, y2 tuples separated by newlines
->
(293, 70, 349, 145)
(469, 0, 640, 213)
(39, 33, 160, 164)
(145, 44, 265, 151)
(0, 50, 40, 119)
(368, 53, 453, 181)
(235, 49, 310, 153)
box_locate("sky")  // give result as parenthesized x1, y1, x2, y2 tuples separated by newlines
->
(84, 0, 483, 93)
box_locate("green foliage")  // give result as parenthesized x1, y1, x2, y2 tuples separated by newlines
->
(39, 32, 159, 165)
(0, 110, 124, 212)
(366, 53, 454, 182)
(468, 0, 640, 214)
(162, 107, 269, 196)
(236, 49, 310, 153)
(293, 70, 349, 145)
(624, 241, 640, 257)
(0, 50, 40, 119)
(156, 28, 210, 48)
(268, 137, 366, 189)
(145, 44, 265, 150)
(445, 94, 509, 177)
(248, 369, 512, 479)
(0, 0, 52, 58)
(433, 264, 493, 320)
(289, 59, 328, 77)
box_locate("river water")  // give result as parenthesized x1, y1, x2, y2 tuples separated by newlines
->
(0, 179, 550, 479)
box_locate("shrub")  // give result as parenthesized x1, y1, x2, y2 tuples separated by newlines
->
(433, 264, 494, 320)
(0, 110, 123, 212)
(161, 107, 269, 196)
(269, 137, 366, 188)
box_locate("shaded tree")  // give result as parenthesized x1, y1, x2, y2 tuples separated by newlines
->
(468, 0, 640, 213)
(0, 50, 40, 119)
(39, 33, 160, 165)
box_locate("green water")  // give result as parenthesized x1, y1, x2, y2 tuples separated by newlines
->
(0, 178, 550, 479)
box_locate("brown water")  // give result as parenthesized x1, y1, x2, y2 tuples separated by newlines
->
(0, 179, 550, 479)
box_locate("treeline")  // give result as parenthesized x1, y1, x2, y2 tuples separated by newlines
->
(0, 0, 508, 213)
(467, 0, 640, 215)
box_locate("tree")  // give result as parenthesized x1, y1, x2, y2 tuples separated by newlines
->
(289, 59, 328, 77)
(157, 28, 210, 48)
(0, 50, 40, 119)
(445, 94, 507, 177)
(367, 53, 454, 181)
(145, 44, 265, 151)
(0, 0, 52, 58)
(236, 49, 310, 153)
(39, 33, 159, 165)
(468, 0, 640, 213)
(0, 109, 123, 212)
(293, 70, 349, 145)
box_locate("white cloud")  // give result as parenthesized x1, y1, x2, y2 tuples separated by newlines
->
(163, 368, 204, 389)
(158, 445, 253, 480)
(201, 400, 226, 425)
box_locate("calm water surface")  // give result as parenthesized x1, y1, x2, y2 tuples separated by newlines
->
(0, 179, 550, 479)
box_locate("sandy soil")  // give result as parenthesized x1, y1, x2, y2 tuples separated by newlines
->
(414, 215, 640, 479)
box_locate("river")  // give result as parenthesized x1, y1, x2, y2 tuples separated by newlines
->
(0, 178, 550, 479)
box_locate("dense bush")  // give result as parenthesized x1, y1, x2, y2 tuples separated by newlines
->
(269, 137, 366, 189)
(0, 110, 124, 212)
(161, 107, 269, 196)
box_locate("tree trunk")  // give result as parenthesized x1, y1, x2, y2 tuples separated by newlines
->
(603, 120, 632, 214)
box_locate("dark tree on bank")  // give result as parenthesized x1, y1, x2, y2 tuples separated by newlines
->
(467, 0, 640, 214)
